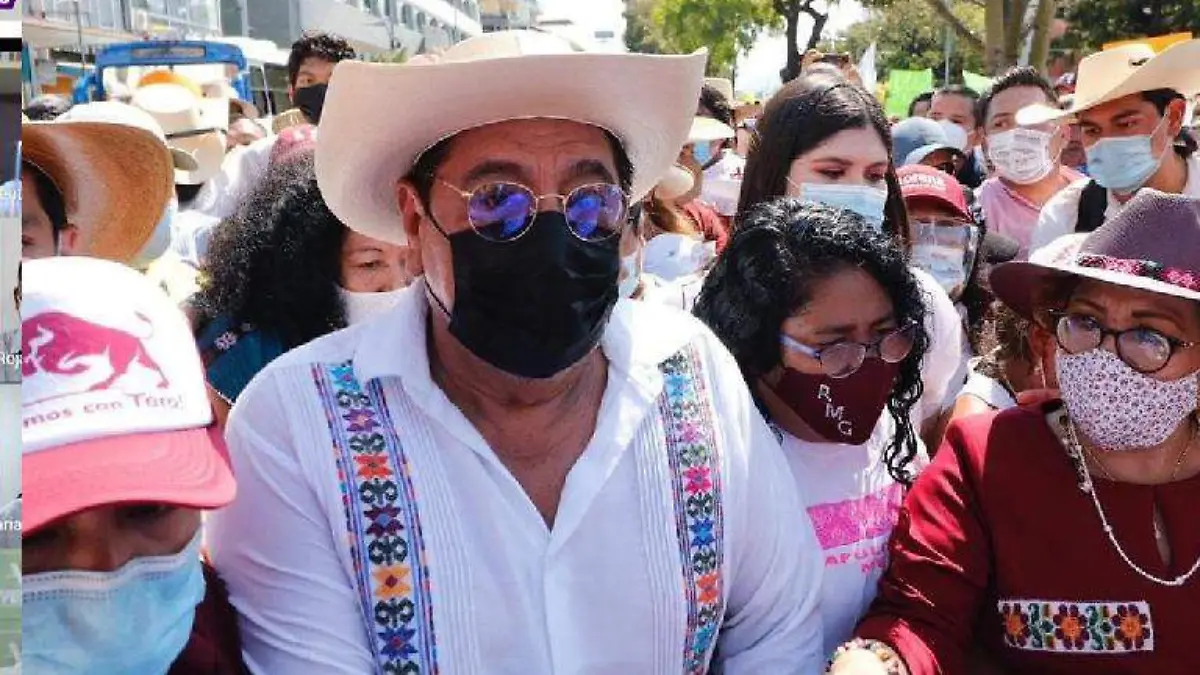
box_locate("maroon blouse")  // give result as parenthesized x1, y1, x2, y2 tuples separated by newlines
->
(857, 402, 1200, 674)
(169, 563, 249, 675)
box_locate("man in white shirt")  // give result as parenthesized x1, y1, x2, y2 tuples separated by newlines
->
(209, 30, 825, 675)
(1024, 40, 1200, 253)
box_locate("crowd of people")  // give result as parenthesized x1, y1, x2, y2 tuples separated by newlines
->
(13, 23, 1200, 675)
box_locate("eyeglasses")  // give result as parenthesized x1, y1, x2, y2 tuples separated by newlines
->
(780, 322, 918, 379)
(437, 179, 628, 243)
(1048, 311, 1198, 374)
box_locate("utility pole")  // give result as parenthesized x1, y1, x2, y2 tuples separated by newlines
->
(73, 0, 85, 66)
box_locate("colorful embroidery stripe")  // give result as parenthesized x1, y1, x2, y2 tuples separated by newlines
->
(1075, 254, 1200, 293)
(998, 599, 1153, 654)
(316, 362, 439, 673)
(807, 483, 903, 551)
(660, 348, 725, 674)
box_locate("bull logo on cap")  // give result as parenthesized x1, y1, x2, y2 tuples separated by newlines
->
(22, 311, 170, 406)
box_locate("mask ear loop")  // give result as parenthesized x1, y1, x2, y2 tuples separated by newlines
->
(413, 188, 455, 319)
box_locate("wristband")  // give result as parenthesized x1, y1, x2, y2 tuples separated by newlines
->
(826, 638, 904, 674)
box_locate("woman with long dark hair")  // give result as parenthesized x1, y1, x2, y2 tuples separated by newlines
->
(695, 198, 930, 654)
(737, 72, 967, 445)
(192, 150, 412, 425)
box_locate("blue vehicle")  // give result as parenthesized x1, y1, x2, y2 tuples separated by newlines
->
(72, 40, 251, 104)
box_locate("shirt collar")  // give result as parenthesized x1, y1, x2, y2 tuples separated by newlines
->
(351, 280, 704, 400)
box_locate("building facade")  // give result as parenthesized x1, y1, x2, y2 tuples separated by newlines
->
(479, 0, 536, 33)
(24, 0, 224, 50)
(224, 0, 482, 58)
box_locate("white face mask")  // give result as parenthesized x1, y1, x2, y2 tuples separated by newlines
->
(338, 286, 406, 325)
(787, 178, 890, 230)
(912, 243, 968, 298)
(641, 233, 715, 282)
(987, 128, 1058, 185)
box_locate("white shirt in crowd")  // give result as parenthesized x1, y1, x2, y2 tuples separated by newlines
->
(910, 268, 968, 424)
(1029, 153, 1200, 253)
(777, 416, 928, 656)
(189, 135, 278, 220)
(209, 282, 826, 675)
(957, 358, 1018, 411)
(701, 150, 746, 217)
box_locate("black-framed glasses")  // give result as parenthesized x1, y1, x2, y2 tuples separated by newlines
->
(437, 179, 628, 243)
(780, 322, 918, 379)
(1047, 311, 1198, 374)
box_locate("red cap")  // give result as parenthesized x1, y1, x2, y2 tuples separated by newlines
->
(897, 164, 970, 220)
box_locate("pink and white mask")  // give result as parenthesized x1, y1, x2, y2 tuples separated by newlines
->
(1057, 348, 1199, 451)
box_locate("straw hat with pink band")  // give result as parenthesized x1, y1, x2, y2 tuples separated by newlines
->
(990, 189, 1200, 321)
(22, 257, 235, 533)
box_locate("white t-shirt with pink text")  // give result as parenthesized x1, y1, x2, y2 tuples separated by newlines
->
(777, 415, 927, 655)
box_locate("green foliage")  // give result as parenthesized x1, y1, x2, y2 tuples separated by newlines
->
(1059, 0, 1200, 52)
(624, 0, 669, 54)
(651, 0, 780, 75)
(829, 0, 986, 80)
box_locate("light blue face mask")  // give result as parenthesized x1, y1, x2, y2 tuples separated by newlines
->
(788, 178, 890, 229)
(1084, 116, 1170, 194)
(692, 142, 715, 167)
(23, 531, 206, 675)
(130, 198, 179, 271)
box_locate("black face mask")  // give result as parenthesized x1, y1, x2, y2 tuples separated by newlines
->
(292, 83, 328, 124)
(429, 211, 620, 379)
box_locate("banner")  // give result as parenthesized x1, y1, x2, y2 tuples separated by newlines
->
(885, 68, 934, 118)
(963, 71, 994, 95)
(858, 42, 878, 95)
(1104, 32, 1192, 53)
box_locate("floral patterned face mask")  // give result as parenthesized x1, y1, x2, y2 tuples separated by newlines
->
(1057, 348, 1199, 451)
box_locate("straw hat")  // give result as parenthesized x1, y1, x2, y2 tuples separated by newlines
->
(315, 30, 707, 246)
(655, 165, 695, 201)
(689, 116, 735, 143)
(990, 190, 1200, 320)
(201, 80, 260, 120)
(23, 103, 176, 263)
(704, 77, 734, 103)
(1017, 40, 1200, 126)
(133, 83, 229, 186)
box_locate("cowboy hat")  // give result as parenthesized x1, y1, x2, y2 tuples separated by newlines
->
(201, 80, 260, 120)
(315, 30, 707, 246)
(133, 83, 229, 186)
(990, 190, 1200, 320)
(704, 77, 734, 103)
(689, 116, 735, 143)
(1017, 40, 1200, 126)
(23, 103, 176, 263)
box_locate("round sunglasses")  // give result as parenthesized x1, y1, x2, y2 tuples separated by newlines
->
(437, 179, 628, 243)
(1049, 311, 1197, 374)
(780, 322, 918, 379)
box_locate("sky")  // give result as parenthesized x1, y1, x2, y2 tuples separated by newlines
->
(537, 0, 868, 96)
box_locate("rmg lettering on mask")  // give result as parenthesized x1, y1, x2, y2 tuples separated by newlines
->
(818, 384, 854, 438)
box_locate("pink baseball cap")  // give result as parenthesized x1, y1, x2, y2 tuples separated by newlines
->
(22, 257, 235, 533)
(896, 164, 971, 221)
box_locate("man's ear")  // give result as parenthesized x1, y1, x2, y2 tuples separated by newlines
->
(59, 225, 81, 255)
(396, 179, 427, 243)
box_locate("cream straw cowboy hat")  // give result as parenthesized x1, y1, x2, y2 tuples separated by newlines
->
(133, 80, 230, 186)
(315, 30, 708, 246)
(1017, 40, 1200, 126)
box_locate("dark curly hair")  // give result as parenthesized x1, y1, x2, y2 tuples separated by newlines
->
(694, 199, 929, 486)
(288, 31, 356, 88)
(738, 73, 910, 247)
(192, 150, 347, 346)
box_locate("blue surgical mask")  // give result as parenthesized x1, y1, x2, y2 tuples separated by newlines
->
(788, 178, 890, 229)
(692, 142, 714, 167)
(130, 198, 179, 271)
(24, 531, 206, 675)
(1084, 116, 1169, 194)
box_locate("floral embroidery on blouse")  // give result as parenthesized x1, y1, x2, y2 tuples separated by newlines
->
(998, 599, 1154, 654)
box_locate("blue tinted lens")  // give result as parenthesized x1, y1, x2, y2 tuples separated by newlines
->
(566, 184, 625, 241)
(468, 183, 534, 240)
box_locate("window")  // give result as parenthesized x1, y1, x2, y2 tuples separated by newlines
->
(401, 3, 413, 27)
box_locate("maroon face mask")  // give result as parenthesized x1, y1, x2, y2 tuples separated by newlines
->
(771, 358, 900, 445)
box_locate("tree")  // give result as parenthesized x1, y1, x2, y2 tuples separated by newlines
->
(831, 0, 986, 79)
(1059, 0, 1200, 51)
(651, 0, 778, 76)
(776, 0, 835, 83)
(862, 0, 1061, 74)
(624, 0, 669, 55)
